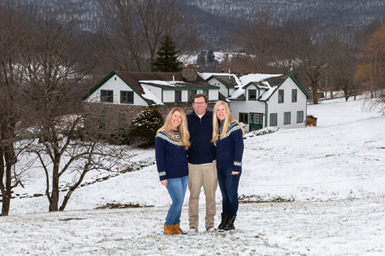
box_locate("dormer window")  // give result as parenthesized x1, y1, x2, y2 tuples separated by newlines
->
(248, 89, 257, 101)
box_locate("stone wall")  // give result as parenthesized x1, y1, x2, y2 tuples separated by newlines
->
(83, 102, 215, 140)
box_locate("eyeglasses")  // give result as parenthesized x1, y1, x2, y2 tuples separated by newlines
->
(193, 102, 206, 105)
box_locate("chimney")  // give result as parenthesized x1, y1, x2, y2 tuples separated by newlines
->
(182, 67, 197, 82)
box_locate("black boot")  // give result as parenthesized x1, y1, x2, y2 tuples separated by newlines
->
(218, 213, 230, 230)
(223, 215, 236, 231)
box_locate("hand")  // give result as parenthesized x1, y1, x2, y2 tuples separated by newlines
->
(161, 179, 168, 186)
(231, 171, 240, 175)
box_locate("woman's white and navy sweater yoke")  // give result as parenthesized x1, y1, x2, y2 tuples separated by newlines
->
(216, 121, 244, 173)
(155, 130, 188, 181)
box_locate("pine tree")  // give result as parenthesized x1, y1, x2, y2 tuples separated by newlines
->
(207, 50, 215, 62)
(152, 35, 183, 72)
(127, 108, 164, 147)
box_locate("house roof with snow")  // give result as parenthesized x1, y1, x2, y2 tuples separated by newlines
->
(230, 74, 310, 101)
(83, 70, 216, 106)
(199, 72, 242, 89)
(238, 73, 283, 87)
(228, 73, 286, 100)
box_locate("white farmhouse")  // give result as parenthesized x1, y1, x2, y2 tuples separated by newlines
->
(82, 70, 219, 137)
(83, 70, 219, 106)
(199, 72, 241, 98)
(199, 72, 310, 132)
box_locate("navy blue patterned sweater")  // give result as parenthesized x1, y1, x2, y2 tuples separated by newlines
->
(155, 130, 188, 181)
(187, 111, 216, 164)
(216, 121, 244, 173)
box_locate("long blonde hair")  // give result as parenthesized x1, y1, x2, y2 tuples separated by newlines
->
(157, 107, 190, 149)
(211, 101, 244, 146)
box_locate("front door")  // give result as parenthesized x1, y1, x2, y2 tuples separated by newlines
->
(249, 112, 263, 131)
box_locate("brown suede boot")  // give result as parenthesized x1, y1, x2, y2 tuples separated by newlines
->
(173, 223, 183, 234)
(164, 224, 175, 235)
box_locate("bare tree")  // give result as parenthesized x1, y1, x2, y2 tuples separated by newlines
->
(273, 19, 311, 74)
(240, 12, 279, 73)
(0, 3, 34, 216)
(16, 12, 127, 212)
(97, 0, 198, 71)
(330, 39, 358, 101)
(294, 21, 339, 104)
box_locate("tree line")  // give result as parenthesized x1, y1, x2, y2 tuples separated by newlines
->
(1, 0, 385, 216)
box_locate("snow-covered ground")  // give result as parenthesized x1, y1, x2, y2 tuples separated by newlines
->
(1, 96, 385, 255)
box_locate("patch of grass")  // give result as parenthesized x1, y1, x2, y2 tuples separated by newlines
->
(239, 194, 295, 203)
(95, 203, 154, 209)
(58, 217, 87, 222)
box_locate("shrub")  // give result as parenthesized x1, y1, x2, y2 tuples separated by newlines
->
(127, 108, 164, 147)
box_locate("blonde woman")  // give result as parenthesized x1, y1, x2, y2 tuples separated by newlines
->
(212, 101, 244, 231)
(155, 107, 190, 235)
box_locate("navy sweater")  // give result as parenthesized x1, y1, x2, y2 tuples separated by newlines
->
(155, 130, 188, 181)
(216, 121, 244, 173)
(187, 111, 216, 164)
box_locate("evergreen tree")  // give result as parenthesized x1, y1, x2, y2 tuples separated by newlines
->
(152, 35, 183, 72)
(196, 50, 207, 65)
(207, 50, 215, 62)
(127, 108, 164, 147)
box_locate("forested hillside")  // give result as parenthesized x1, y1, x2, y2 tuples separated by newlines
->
(189, 0, 385, 28)
(3, 0, 385, 47)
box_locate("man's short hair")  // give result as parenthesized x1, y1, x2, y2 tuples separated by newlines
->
(192, 94, 208, 103)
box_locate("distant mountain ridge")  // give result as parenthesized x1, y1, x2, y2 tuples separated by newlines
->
(188, 0, 385, 28)
(3, 0, 385, 47)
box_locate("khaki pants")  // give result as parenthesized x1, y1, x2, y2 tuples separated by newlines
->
(188, 161, 217, 230)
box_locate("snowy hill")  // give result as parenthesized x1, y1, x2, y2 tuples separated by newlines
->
(10, 96, 385, 214)
(0, 95, 385, 255)
(2, 96, 385, 255)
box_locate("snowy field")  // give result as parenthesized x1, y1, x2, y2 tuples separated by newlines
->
(1, 96, 385, 255)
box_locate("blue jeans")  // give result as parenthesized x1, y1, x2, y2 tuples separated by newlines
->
(165, 176, 188, 225)
(217, 168, 241, 216)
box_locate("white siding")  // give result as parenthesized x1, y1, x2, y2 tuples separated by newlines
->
(141, 84, 162, 103)
(163, 90, 174, 103)
(230, 100, 265, 132)
(164, 90, 191, 103)
(207, 78, 230, 97)
(208, 89, 218, 101)
(229, 77, 307, 132)
(85, 74, 148, 106)
(181, 90, 189, 102)
(267, 79, 307, 129)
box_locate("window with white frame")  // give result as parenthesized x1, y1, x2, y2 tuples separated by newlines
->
(284, 112, 291, 125)
(188, 90, 197, 102)
(297, 110, 304, 123)
(292, 89, 297, 102)
(239, 113, 248, 124)
(120, 91, 133, 104)
(248, 89, 257, 100)
(278, 89, 284, 103)
(101, 90, 113, 103)
(270, 113, 277, 126)
(175, 91, 182, 102)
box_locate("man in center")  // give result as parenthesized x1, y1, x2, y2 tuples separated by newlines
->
(187, 94, 217, 233)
